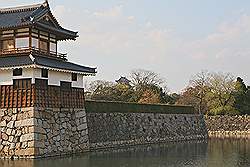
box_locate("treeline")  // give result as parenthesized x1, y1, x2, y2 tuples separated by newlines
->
(85, 69, 249, 115)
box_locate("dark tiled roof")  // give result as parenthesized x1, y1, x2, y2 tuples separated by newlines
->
(34, 56, 96, 74)
(0, 55, 96, 74)
(0, 2, 77, 40)
(116, 77, 131, 83)
(0, 55, 32, 67)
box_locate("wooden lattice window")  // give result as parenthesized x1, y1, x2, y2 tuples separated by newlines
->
(35, 79, 48, 88)
(13, 79, 31, 89)
(60, 81, 71, 90)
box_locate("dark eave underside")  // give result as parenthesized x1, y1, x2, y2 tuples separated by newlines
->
(0, 55, 96, 74)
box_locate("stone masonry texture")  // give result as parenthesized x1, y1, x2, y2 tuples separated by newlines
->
(0, 106, 208, 159)
(0, 107, 89, 159)
(205, 115, 250, 139)
(87, 113, 208, 150)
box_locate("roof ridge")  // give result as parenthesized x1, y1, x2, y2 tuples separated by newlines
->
(0, 3, 44, 14)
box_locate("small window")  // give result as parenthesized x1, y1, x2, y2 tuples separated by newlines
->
(35, 79, 48, 88)
(72, 73, 77, 81)
(16, 37, 29, 48)
(13, 79, 31, 89)
(50, 42, 57, 53)
(13, 69, 22, 76)
(2, 40, 14, 50)
(41, 69, 48, 78)
(39, 40, 48, 52)
(32, 38, 39, 48)
(61, 81, 71, 90)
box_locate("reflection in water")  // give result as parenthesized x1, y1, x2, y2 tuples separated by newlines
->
(0, 139, 249, 167)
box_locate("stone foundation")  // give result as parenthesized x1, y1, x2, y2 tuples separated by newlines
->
(205, 115, 250, 139)
(0, 105, 209, 159)
(0, 107, 88, 159)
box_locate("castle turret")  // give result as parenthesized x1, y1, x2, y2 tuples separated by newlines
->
(0, 1, 96, 108)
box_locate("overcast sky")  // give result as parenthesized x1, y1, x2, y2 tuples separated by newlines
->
(1, 0, 250, 92)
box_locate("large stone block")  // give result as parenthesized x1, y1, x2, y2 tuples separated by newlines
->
(76, 111, 86, 118)
(0, 120, 7, 127)
(20, 134, 35, 142)
(77, 123, 88, 131)
(15, 118, 35, 127)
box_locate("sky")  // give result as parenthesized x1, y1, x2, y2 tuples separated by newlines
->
(1, 0, 250, 92)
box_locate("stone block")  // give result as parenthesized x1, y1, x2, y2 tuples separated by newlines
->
(29, 127, 46, 134)
(21, 142, 28, 149)
(1, 133, 8, 141)
(24, 148, 35, 156)
(8, 136, 14, 142)
(15, 118, 35, 127)
(77, 123, 88, 131)
(6, 129, 12, 135)
(20, 134, 34, 142)
(7, 121, 15, 129)
(76, 111, 86, 118)
(0, 120, 7, 127)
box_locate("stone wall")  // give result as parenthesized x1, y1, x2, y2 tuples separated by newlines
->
(0, 100, 209, 159)
(87, 113, 208, 150)
(205, 115, 250, 139)
(0, 107, 89, 159)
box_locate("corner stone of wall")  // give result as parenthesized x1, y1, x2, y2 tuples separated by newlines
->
(0, 107, 89, 159)
(205, 115, 250, 139)
(87, 113, 208, 150)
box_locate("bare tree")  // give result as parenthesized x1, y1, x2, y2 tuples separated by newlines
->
(129, 69, 166, 88)
(189, 70, 211, 114)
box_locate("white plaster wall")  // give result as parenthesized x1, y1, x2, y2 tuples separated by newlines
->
(0, 68, 35, 85)
(0, 68, 84, 88)
(13, 68, 35, 83)
(0, 70, 13, 85)
(47, 70, 83, 88)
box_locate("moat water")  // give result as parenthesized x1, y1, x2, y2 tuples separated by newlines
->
(0, 139, 249, 167)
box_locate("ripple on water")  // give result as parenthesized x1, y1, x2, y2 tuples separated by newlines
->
(0, 139, 249, 167)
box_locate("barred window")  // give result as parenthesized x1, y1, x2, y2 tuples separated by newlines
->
(41, 69, 48, 78)
(35, 78, 48, 88)
(13, 79, 31, 89)
(61, 81, 71, 90)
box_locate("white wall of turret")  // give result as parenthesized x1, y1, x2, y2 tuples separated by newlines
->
(0, 68, 84, 88)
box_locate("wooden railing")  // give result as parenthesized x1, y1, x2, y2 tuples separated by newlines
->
(0, 47, 67, 60)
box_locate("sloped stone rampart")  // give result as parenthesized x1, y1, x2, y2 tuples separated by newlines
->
(87, 113, 208, 150)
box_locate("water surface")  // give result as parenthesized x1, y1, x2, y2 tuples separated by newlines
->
(1, 139, 249, 167)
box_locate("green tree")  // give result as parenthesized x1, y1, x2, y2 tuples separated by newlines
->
(177, 71, 239, 115)
(234, 77, 250, 115)
(205, 72, 238, 115)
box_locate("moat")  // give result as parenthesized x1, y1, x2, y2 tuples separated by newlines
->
(1, 139, 249, 167)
